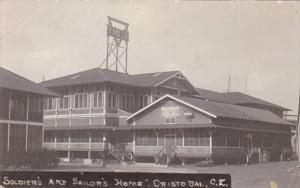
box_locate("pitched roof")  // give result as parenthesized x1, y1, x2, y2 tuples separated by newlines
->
(196, 88, 289, 111)
(179, 96, 292, 125)
(0, 67, 58, 96)
(40, 67, 179, 88)
(127, 94, 293, 126)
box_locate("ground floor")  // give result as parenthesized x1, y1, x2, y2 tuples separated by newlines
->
(0, 123, 43, 163)
(43, 127, 292, 165)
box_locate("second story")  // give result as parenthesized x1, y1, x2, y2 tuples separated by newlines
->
(40, 68, 199, 118)
(0, 67, 57, 124)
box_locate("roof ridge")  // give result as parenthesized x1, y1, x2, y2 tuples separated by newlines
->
(132, 70, 180, 76)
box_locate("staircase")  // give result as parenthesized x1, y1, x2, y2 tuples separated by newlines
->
(155, 146, 177, 166)
(109, 145, 135, 164)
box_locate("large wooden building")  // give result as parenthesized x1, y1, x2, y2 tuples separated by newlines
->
(0, 67, 56, 162)
(40, 68, 293, 164)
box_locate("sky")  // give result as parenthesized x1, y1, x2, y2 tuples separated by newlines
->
(0, 0, 299, 114)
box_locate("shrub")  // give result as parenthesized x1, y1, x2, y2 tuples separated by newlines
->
(0, 149, 59, 169)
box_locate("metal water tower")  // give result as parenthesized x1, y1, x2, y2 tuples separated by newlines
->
(100, 16, 129, 73)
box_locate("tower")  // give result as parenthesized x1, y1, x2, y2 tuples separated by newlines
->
(101, 16, 129, 73)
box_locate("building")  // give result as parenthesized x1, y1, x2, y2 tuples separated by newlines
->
(40, 68, 294, 164)
(0, 67, 57, 162)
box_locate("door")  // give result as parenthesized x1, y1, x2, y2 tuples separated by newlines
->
(165, 135, 176, 155)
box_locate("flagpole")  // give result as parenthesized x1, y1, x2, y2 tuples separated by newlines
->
(297, 88, 300, 163)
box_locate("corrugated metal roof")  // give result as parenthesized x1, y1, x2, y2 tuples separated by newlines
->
(197, 88, 289, 111)
(0, 67, 58, 96)
(40, 67, 179, 88)
(178, 96, 293, 126)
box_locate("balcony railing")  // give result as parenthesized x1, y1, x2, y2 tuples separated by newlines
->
(211, 146, 244, 155)
(43, 142, 106, 150)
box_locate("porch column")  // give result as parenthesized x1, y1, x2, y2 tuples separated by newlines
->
(88, 133, 92, 150)
(25, 93, 29, 152)
(25, 125, 28, 152)
(68, 133, 71, 150)
(89, 92, 92, 125)
(182, 129, 185, 146)
(224, 130, 228, 147)
(154, 130, 159, 146)
(7, 124, 10, 152)
(54, 133, 57, 149)
(238, 131, 241, 147)
(7, 90, 11, 152)
(132, 130, 136, 153)
(103, 84, 107, 114)
(8, 89, 11, 120)
(208, 129, 213, 155)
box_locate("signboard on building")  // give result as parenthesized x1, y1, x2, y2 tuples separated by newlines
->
(161, 107, 180, 117)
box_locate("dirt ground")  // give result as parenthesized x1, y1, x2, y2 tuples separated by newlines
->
(46, 160, 300, 188)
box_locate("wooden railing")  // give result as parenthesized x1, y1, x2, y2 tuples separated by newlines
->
(109, 145, 134, 163)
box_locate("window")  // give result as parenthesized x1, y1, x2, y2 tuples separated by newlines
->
(44, 97, 56, 110)
(91, 132, 103, 142)
(184, 131, 199, 146)
(129, 95, 134, 111)
(176, 132, 183, 146)
(165, 117, 176, 124)
(227, 131, 239, 147)
(71, 132, 89, 142)
(28, 96, 43, 122)
(56, 133, 69, 142)
(44, 132, 55, 142)
(10, 91, 27, 121)
(119, 94, 134, 112)
(0, 89, 9, 119)
(59, 89, 69, 109)
(138, 95, 148, 109)
(107, 92, 116, 108)
(213, 131, 226, 146)
(263, 134, 272, 147)
(136, 131, 157, 146)
(74, 93, 89, 109)
(93, 92, 103, 108)
(253, 134, 263, 147)
(184, 130, 209, 146)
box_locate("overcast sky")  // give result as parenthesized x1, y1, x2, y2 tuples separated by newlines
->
(0, 0, 299, 113)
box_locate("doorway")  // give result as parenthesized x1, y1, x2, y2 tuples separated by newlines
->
(165, 135, 176, 155)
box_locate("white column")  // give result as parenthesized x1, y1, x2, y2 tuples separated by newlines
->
(224, 130, 228, 147)
(238, 132, 241, 147)
(89, 92, 92, 125)
(26, 92, 29, 121)
(68, 133, 71, 149)
(88, 133, 92, 150)
(132, 130, 136, 153)
(103, 85, 107, 114)
(25, 125, 28, 152)
(25, 93, 29, 152)
(88, 131, 91, 160)
(54, 133, 57, 148)
(8, 89, 11, 120)
(7, 124, 10, 152)
(182, 130, 185, 146)
(7, 90, 11, 151)
(42, 125, 45, 150)
(209, 129, 213, 155)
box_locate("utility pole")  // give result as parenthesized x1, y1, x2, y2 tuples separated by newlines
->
(297, 88, 300, 162)
(245, 75, 248, 94)
(227, 74, 231, 93)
